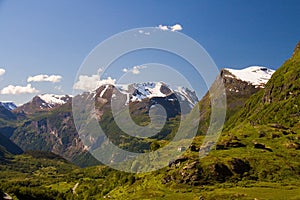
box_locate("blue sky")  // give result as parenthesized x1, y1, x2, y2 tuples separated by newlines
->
(0, 0, 300, 104)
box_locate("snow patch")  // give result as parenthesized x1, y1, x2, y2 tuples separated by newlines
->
(38, 94, 71, 105)
(0, 101, 17, 110)
(225, 66, 275, 87)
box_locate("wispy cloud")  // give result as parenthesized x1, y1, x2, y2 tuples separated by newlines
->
(138, 30, 151, 35)
(157, 23, 183, 32)
(1, 84, 39, 94)
(0, 68, 5, 76)
(73, 75, 115, 91)
(27, 74, 62, 83)
(122, 65, 147, 75)
(54, 85, 64, 93)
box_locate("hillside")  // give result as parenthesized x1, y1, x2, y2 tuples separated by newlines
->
(226, 41, 300, 130)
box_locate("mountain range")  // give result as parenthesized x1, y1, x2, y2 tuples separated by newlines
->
(0, 42, 299, 199)
(0, 66, 275, 165)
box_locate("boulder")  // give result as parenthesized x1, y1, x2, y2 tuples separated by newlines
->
(229, 158, 251, 175)
(254, 142, 265, 149)
(210, 163, 233, 182)
(189, 145, 198, 152)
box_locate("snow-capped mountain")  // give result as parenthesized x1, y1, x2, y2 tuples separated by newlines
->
(38, 94, 72, 108)
(224, 66, 275, 88)
(114, 82, 198, 106)
(15, 94, 72, 114)
(0, 101, 17, 110)
(90, 82, 199, 120)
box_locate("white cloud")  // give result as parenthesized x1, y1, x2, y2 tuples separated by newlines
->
(170, 24, 183, 32)
(1, 84, 39, 94)
(122, 65, 147, 75)
(0, 68, 5, 76)
(73, 75, 116, 91)
(158, 25, 169, 31)
(27, 74, 62, 83)
(157, 23, 183, 32)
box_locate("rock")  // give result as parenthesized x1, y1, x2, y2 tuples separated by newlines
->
(254, 142, 265, 149)
(0, 192, 12, 200)
(282, 130, 289, 135)
(229, 158, 251, 175)
(199, 196, 204, 200)
(162, 175, 173, 184)
(225, 141, 246, 148)
(259, 131, 266, 138)
(270, 123, 288, 130)
(264, 147, 273, 152)
(189, 145, 198, 152)
(285, 142, 300, 150)
(271, 133, 280, 139)
(216, 144, 226, 150)
(183, 161, 199, 170)
(210, 163, 233, 182)
(216, 140, 246, 150)
(253, 142, 272, 152)
(179, 168, 202, 185)
(168, 157, 188, 167)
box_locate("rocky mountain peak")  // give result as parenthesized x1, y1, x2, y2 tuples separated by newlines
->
(293, 41, 300, 56)
(14, 94, 72, 114)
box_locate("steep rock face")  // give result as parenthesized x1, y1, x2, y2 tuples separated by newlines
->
(197, 66, 274, 135)
(10, 103, 99, 167)
(221, 68, 267, 110)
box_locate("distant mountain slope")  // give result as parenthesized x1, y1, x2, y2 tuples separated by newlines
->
(0, 105, 16, 121)
(0, 102, 17, 111)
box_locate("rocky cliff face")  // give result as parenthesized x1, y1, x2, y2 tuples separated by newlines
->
(9, 102, 99, 167)
(197, 66, 274, 135)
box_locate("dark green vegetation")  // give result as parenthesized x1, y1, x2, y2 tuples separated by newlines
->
(1, 42, 300, 199)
